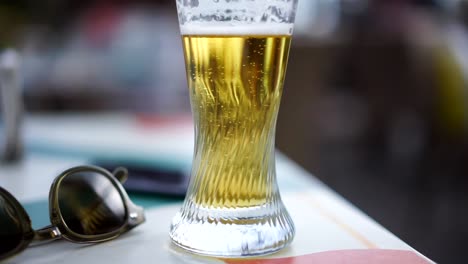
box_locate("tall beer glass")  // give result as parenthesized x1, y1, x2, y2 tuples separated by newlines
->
(170, 0, 298, 257)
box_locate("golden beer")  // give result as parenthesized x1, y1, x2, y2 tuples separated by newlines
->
(182, 35, 291, 208)
(171, 1, 297, 257)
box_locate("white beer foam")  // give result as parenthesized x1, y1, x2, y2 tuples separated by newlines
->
(180, 23, 294, 36)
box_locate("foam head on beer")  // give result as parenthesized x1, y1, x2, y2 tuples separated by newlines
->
(180, 23, 294, 36)
(176, 0, 297, 36)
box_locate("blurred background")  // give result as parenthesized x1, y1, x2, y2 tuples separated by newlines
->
(0, 0, 467, 262)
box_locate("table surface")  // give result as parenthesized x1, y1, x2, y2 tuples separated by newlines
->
(0, 114, 433, 264)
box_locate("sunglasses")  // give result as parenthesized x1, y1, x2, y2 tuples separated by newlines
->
(0, 165, 145, 261)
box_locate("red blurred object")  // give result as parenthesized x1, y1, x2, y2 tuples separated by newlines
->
(81, 2, 124, 47)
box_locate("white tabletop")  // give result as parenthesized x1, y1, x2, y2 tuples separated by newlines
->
(0, 114, 433, 263)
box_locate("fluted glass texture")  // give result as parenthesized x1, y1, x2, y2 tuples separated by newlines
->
(170, 0, 297, 257)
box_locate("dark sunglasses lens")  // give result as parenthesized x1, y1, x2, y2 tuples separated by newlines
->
(57, 171, 126, 235)
(0, 194, 23, 258)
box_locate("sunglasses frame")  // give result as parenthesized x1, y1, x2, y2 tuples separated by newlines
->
(0, 186, 34, 261)
(0, 165, 145, 260)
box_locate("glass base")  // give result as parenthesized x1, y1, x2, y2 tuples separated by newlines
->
(169, 200, 295, 257)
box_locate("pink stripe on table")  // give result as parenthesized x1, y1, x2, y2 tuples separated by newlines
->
(224, 249, 430, 264)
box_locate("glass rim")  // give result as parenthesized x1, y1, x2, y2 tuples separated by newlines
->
(176, 0, 299, 36)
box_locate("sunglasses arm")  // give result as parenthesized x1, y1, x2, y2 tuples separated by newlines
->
(30, 225, 62, 246)
(113, 167, 128, 183)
